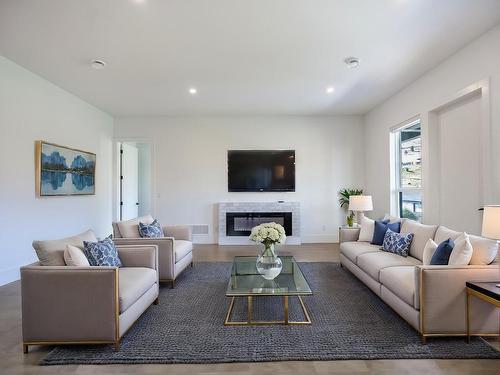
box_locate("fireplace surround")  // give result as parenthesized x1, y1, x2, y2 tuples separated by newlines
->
(218, 201, 300, 245)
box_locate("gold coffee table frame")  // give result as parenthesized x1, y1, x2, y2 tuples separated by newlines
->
(225, 256, 313, 326)
(224, 295, 311, 326)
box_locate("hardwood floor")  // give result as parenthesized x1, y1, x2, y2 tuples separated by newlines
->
(0, 243, 498, 374)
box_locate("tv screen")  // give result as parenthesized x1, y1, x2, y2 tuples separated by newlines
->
(228, 150, 295, 192)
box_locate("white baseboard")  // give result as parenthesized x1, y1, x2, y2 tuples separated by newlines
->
(301, 234, 339, 243)
(0, 266, 20, 286)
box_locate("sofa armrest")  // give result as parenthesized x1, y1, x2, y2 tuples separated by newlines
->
(114, 237, 175, 280)
(163, 225, 192, 241)
(339, 227, 360, 243)
(117, 244, 158, 271)
(418, 264, 500, 335)
(21, 266, 118, 344)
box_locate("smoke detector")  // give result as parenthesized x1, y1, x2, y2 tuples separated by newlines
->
(91, 60, 106, 70)
(344, 57, 360, 68)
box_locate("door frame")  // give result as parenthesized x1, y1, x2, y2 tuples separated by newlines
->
(425, 78, 491, 224)
(113, 137, 157, 222)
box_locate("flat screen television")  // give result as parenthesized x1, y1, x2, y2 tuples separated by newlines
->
(227, 150, 295, 192)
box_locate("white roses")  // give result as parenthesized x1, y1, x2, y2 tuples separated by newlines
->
(249, 222, 286, 245)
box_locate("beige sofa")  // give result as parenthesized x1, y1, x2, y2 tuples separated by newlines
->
(339, 219, 500, 342)
(22, 231, 159, 353)
(112, 215, 193, 287)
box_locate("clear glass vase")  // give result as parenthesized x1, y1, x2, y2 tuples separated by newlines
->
(256, 242, 283, 280)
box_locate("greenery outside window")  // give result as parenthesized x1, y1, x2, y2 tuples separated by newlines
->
(391, 120, 422, 221)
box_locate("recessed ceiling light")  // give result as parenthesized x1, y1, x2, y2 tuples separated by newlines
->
(344, 57, 360, 68)
(189, 88, 197, 95)
(90, 60, 106, 70)
(326, 86, 335, 94)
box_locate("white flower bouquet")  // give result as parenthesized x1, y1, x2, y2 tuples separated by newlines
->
(249, 222, 286, 245)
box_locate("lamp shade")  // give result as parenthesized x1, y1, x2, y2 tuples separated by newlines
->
(349, 195, 373, 212)
(481, 205, 500, 240)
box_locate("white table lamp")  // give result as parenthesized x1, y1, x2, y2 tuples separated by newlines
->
(349, 195, 373, 223)
(481, 205, 500, 240)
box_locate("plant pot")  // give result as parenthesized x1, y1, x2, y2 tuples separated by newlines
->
(346, 215, 354, 227)
(256, 242, 283, 280)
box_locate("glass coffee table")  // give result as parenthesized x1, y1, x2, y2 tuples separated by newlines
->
(225, 256, 312, 325)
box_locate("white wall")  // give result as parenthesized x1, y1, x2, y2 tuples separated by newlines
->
(115, 116, 364, 244)
(0, 56, 114, 285)
(364, 24, 500, 228)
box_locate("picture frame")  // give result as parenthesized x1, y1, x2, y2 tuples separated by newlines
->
(35, 141, 96, 196)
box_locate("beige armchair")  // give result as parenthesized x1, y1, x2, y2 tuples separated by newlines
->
(21, 244, 159, 353)
(112, 215, 193, 287)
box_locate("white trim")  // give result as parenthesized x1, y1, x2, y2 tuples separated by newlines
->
(112, 137, 157, 220)
(427, 79, 491, 223)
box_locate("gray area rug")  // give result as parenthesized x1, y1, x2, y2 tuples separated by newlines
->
(42, 262, 500, 365)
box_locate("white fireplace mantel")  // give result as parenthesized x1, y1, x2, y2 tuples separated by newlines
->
(218, 201, 300, 245)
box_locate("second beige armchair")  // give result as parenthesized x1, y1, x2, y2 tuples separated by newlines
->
(112, 215, 193, 287)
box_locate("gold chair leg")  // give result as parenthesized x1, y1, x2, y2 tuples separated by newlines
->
(171, 279, 175, 289)
(22, 344, 28, 354)
(114, 341, 120, 351)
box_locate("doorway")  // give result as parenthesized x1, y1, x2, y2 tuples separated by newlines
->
(117, 142, 152, 221)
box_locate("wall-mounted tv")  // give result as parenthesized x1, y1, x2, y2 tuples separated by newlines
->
(228, 150, 295, 192)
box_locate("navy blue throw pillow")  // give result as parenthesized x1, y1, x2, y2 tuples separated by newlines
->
(371, 220, 401, 246)
(430, 238, 455, 265)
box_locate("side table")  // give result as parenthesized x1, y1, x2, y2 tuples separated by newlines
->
(465, 281, 500, 343)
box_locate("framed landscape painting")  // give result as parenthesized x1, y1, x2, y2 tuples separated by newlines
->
(35, 141, 96, 196)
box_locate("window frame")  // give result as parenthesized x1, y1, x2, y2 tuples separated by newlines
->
(390, 118, 423, 221)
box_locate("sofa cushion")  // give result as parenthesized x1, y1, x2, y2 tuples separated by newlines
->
(64, 244, 91, 267)
(117, 215, 154, 238)
(430, 238, 455, 265)
(340, 241, 381, 264)
(448, 233, 473, 265)
(469, 234, 499, 265)
(139, 219, 164, 238)
(119, 267, 157, 313)
(434, 225, 462, 244)
(357, 251, 421, 281)
(422, 239, 438, 265)
(381, 229, 414, 257)
(400, 220, 438, 261)
(33, 229, 98, 266)
(175, 240, 193, 263)
(84, 236, 122, 267)
(371, 220, 400, 246)
(358, 216, 375, 242)
(379, 266, 418, 309)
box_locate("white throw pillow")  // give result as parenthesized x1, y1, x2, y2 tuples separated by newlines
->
(448, 233, 473, 266)
(358, 216, 375, 242)
(64, 244, 91, 267)
(422, 238, 438, 265)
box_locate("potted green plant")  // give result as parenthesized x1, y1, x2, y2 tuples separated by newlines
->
(338, 188, 363, 227)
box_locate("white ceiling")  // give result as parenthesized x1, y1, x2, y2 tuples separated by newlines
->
(1, 0, 500, 117)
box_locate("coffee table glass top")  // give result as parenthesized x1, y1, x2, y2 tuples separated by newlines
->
(226, 256, 312, 296)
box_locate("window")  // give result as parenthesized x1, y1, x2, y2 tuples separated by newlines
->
(391, 120, 422, 221)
